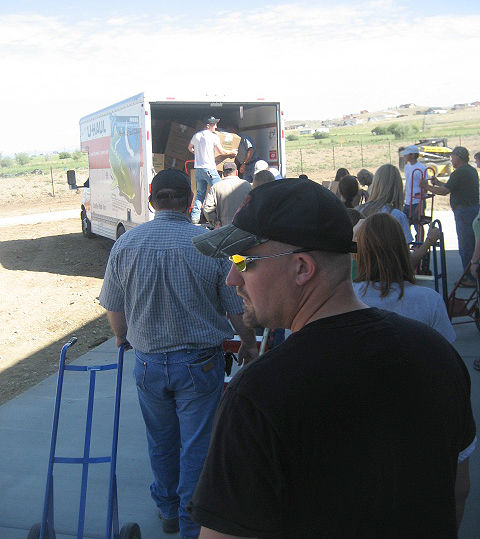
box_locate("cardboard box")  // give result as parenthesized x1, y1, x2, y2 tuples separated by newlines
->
(215, 156, 236, 172)
(165, 122, 196, 162)
(164, 155, 186, 172)
(152, 153, 165, 173)
(215, 131, 241, 154)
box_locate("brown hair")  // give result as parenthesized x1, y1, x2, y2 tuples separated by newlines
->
(359, 164, 404, 217)
(355, 213, 415, 298)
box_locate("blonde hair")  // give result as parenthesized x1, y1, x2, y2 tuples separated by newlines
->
(358, 164, 404, 217)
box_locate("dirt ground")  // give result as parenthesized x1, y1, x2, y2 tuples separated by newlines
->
(0, 170, 114, 404)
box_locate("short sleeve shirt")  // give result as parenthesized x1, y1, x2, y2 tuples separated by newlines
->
(190, 129, 220, 169)
(445, 164, 479, 210)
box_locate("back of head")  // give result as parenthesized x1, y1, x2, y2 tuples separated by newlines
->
(253, 169, 275, 188)
(357, 169, 373, 187)
(335, 168, 349, 182)
(355, 213, 414, 297)
(362, 164, 403, 216)
(451, 146, 469, 163)
(150, 168, 192, 211)
(338, 175, 359, 208)
(223, 161, 237, 177)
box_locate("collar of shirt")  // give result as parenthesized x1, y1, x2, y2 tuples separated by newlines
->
(154, 210, 191, 223)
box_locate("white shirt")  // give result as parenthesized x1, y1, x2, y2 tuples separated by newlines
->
(190, 129, 220, 169)
(353, 281, 456, 343)
(404, 162, 426, 205)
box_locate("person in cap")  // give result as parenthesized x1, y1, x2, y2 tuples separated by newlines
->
(254, 159, 283, 180)
(401, 144, 427, 226)
(188, 116, 237, 224)
(203, 161, 252, 228)
(188, 178, 475, 539)
(99, 169, 257, 539)
(421, 146, 479, 286)
(252, 168, 275, 189)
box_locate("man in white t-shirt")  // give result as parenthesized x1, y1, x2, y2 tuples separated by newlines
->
(401, 144, 426, 224)
(188, 116, 237, 223)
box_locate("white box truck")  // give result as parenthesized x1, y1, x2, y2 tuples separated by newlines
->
(70, 93, 286, 240)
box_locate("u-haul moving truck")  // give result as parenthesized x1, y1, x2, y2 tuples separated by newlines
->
(76, 93, 286, 240)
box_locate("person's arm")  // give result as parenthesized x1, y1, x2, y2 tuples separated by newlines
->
(410, 226, 441, 269)
(200, 529, 251, 539)
(106, 310, 128, 347)
(420, 176, 450, 196)
(188, 142, 195, 154)
(215, 141, 237, 158)
(455, 458, 470, 530)
(228, 312, 258, 365)
(239, 148, 255, 175)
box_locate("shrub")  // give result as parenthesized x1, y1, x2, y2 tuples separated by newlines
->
(1, 157, 14, 168)
(15, 152, 30, 165)
(59, 151, 72, 159)
(371, 126, 388, 135)
(286, 133, 299, 141)
(389, 123, 419, 139)
(72, 150, 83, 161)
(313, 132, 329, 139)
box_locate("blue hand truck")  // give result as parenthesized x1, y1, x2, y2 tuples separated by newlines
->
(28, 338, 141, 539)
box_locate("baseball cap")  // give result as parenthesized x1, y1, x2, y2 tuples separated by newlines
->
(451, 146, 469, 162)
(192, 178, 356, 257)
(150, 168, 191, 199)
(400, 145, 419, 155)
(254, 160, 269, 174)
(204, 116, 220, 125)
(223, 161, 237, 172)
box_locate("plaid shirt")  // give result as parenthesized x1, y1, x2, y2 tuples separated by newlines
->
(99, 211, 243, 353)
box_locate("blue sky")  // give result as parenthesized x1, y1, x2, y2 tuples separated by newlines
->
(0, 0, 479, 154)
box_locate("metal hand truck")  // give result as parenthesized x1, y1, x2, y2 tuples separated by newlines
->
(28, 338, 141, 539)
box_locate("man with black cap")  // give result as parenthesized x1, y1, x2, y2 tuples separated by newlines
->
(421, 146, 479, 286)
(189, 178, 475, 538)
(203, 162, 251, 228)
(99, 169, 257, 539)
(188, 116, 237, 224)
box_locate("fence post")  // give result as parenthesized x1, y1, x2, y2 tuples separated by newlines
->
(332, 144, 336, 170)
(459, 135, 462, 146)
(300, 149, 303, 174)
(360, 141, 364, 167)
(51, 167, 55, 197)
(388, 142, 391, 164)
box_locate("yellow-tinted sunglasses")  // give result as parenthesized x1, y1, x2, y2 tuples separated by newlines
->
(229, 248, 312, 272)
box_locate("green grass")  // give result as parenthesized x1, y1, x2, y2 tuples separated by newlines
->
(0, 152, 89, 177)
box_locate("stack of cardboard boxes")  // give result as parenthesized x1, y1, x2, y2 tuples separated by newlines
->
(152, 122, 242, 195)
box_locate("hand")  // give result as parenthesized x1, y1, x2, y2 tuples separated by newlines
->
(419, 178, 429, 190)
(116, 335, 131, 350)
(239, 163, 245, 174)
(425, 226, 441, 246)
(237, 341, 259, 366)
(471, 263, 479, 280)
(230, 150, 238, 157)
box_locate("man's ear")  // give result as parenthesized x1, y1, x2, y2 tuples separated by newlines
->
(294, 253, 317, 286)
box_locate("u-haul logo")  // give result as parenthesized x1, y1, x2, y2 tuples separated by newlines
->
(87, 120, 107, 138)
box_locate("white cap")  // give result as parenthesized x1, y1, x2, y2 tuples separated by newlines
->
(400, 145, 419, 156)
(254, 160, 269, 174)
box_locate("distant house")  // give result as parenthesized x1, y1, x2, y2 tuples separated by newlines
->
(471, 101, 480, 107)
(426, 107, 448, 115)
(315, 127, 330, 134)
(399, 103, 415, 109)
(360, 110, 368, 114)
(453, 103, 467, 110)
(299, 128, 315, 135)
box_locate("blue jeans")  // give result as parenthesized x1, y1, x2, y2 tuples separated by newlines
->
(453, 205, 479, 271)
(191, 168, 221, 222)
(134, 347, 225, 539)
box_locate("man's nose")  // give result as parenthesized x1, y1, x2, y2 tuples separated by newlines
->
(226, 264, 244, 287)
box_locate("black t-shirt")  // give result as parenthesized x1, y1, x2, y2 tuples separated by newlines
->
(190, 308, 475, 538)
(445, 164, 479, 210)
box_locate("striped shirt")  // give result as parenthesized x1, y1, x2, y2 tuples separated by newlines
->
(99, 211, 243, 353)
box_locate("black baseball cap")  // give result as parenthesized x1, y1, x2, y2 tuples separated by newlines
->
(150, 168, 191, 200)
(204, 116, 220, 125)
(192, 178, 356, 257)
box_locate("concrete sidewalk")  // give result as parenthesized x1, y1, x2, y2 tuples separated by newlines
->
(0, 240, 479, 538)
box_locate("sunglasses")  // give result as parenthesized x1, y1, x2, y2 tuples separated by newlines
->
(229, 248, 313, 272)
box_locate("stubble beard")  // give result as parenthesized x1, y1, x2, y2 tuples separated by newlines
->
(242, 302, 260, 329)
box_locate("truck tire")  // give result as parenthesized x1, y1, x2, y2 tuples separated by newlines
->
(81, 210, 95, 238)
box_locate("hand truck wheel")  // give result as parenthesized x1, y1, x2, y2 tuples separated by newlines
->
(120, 521, 142, 539)
(27, 522, 56, 539)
